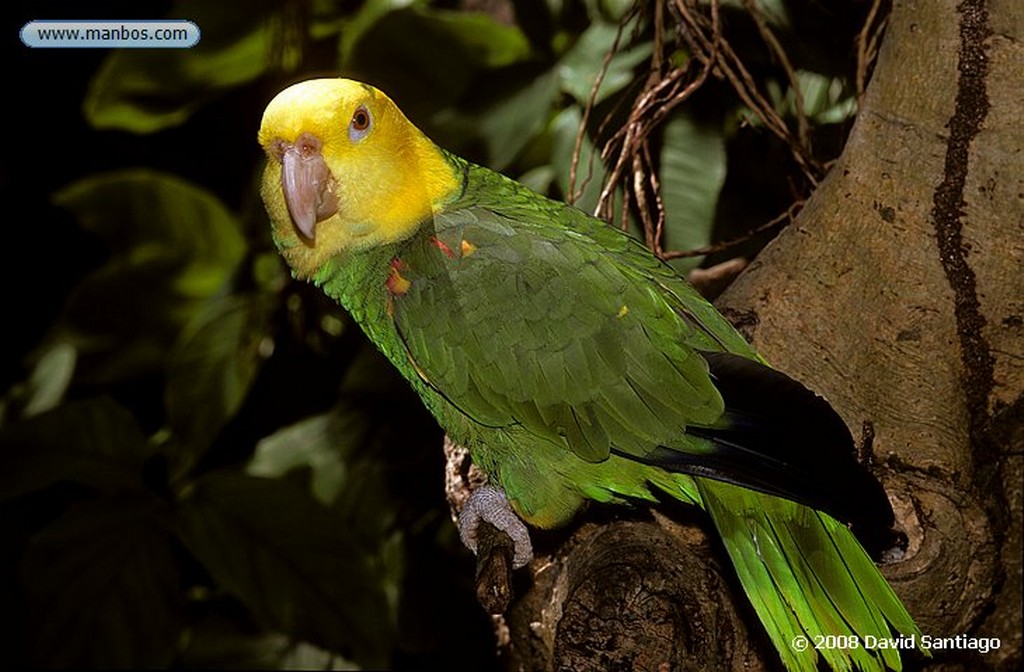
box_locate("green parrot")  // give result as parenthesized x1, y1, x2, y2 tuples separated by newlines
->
(258, 78, 926, 671)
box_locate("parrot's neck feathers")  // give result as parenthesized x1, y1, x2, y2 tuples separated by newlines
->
(376, 135, 463, 241)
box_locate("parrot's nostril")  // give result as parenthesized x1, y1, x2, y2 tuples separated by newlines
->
(268, 133, 323, 164)
(295, 132, 323, 159)
(269, 138, 288, 162)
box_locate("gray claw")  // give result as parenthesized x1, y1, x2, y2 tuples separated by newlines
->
(458, 485, 534, 569)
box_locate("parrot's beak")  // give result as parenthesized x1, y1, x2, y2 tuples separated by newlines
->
(277, 133, 339, 240)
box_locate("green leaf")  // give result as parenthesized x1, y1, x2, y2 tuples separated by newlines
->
(0, 397, 148, 501)
(21, 342, 77, 417)
(558, 19, 651, 105)
(176, 472, 393, 667)
(246, 384, 410, 544)
(480, 69, 562, 170)
(22, 495, 182, 667)
(551, 105, 606, 213)
(793, 70, 857, 124)
(180, 608, 360, 671)
(52, 169, 245, 384)
(165, 293, 272, 471)
(309, 0, 356, 40)
(338, 0, 416, 68)
(596, 0, 636, 22)
(347, 6, 532, 114)
(721, 0, 791, 29)
(517, 164, 556, 195)
(423, 9, 531, 69)
(279, 640, 360, 670)
(180, 624, 291, 670)
(658, 112, 727, 273)
(84, 0, 292, 133)
(248, 410, 366, 508)
(434, 68, 561, 170)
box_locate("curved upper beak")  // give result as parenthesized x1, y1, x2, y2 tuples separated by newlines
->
(277, 133, 339, 240)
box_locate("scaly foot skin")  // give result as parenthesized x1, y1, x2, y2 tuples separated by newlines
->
(458, 485, 534, 569)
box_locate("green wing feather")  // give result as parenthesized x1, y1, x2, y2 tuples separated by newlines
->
(392, 166, 748, 463)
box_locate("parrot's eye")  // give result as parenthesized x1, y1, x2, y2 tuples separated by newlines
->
(348, 105, 372, 142)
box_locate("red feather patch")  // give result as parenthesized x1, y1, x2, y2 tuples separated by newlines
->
(386, 258, 411, 296)
(429, 235, 455, 259)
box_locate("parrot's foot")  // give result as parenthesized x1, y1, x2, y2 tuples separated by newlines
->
(458, 485, 534, 569)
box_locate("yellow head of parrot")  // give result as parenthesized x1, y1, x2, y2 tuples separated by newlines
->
(258, 78, 459, 278)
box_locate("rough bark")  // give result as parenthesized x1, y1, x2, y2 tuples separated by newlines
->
(491, 1, 1023, 670)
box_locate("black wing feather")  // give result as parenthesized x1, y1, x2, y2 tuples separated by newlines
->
(624, 351, 895, 552)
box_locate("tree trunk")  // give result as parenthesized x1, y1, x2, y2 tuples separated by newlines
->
(496, 1, 1023, 670)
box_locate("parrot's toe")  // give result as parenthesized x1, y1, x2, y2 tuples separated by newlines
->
(458, 485, 533, 569)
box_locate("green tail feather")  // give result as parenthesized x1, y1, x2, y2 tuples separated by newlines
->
(696, 479, 926, 672)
